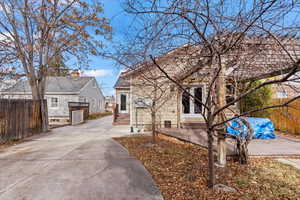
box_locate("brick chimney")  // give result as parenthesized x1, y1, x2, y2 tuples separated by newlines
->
(70, 70, 80, 78)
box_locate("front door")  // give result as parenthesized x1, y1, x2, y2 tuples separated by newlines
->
(120, 93, 128, 113)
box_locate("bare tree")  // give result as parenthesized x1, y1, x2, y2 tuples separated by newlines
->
(0, 0, 112, 131)
(120, 0, 300, 188)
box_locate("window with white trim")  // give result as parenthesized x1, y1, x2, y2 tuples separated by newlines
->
(226, 84, 236, 104)
(51, 97, 58, 107)
(79, 97, 86, 102)
(182, 87, 203, 114)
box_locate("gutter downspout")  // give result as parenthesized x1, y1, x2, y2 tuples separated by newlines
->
(130, 76, 133, 132)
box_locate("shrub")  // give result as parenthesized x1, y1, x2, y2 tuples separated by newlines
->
(240, 80, 273, 118)
(88, 112, 112, 120)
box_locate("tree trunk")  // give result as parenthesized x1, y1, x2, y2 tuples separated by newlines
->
(152, 86, 157, 144)
(38, 77, 49, 132)
(236, 140, 249, 164)
(151, 111, 156, 143)
(206, 96, 215, 188)
(29, 76, 49, 132)
(29, 77, 39, 100)
(207, 129, 215, 188)
(216, 63, 227, 166)
(236, 118, 253, 164)
(217, 133, 226, 166)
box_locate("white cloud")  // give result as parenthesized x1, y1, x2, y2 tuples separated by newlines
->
(81, 69, 112, 77)
(107, 89, 115, 96)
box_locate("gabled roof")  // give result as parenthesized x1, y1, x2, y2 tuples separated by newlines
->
(3, 76, 94, 94)
(0, 79, 17, 91)
(121, 36, 300, 82)
(121, 43, 193, 78)
(113, 73, 130, 89)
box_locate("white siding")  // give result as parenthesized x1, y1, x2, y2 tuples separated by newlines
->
(1, 94, 78, 117)
(79, 78, 105, 114)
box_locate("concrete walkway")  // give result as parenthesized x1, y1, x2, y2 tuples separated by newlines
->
(277, 158, 300, 170)
(159, 128, 300, 156)
(0, 116, 163, 200)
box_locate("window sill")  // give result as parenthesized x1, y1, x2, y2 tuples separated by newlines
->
(181, 114, 203, 118)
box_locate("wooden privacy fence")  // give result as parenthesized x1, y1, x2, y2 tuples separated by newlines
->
(0, 99, 46, 142)
(269, 98, 300, 135)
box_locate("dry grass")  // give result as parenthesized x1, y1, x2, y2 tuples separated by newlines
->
(0, 138, 26, 151)
(88, 112, 112, 120)
(114, 135, 300, 200)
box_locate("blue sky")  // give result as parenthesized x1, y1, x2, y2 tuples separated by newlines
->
(86, 0, 300, 96)
(83, 0, 132, 97)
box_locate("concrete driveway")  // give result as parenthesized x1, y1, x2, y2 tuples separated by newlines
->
(0, 116, 163, 200)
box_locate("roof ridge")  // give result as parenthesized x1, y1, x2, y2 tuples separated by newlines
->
(3, 76, 97, 93)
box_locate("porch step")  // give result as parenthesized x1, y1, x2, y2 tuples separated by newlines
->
(113, 122, 130, 125)
(180, 123, 206, 129)
(113, 121, 130, 125)
(114, 113, 130, 125)
(115, 118, 130, 122)
(116, 113, 130, 118)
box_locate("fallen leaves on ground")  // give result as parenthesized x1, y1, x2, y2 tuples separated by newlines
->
(114, 135, 300, 200)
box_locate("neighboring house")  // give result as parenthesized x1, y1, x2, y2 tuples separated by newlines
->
(105, 95, 115, 112)
(0, 79, 17, 94)
(114, 39, 300, 131)
(272, 84, 300, 99)
(1, 74, 105, 125)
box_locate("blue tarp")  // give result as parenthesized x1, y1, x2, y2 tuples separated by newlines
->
(226, 117, 276, 139)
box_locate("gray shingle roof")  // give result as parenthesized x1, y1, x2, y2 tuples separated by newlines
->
(4, 76, 93, 93)
(0, 80, 17, 91)
(113, 75, 130, 88)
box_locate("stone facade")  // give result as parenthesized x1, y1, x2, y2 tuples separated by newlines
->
(131, 82, 179, 130)
(130, 74, 239, 131)
(122, 54, 240, 131)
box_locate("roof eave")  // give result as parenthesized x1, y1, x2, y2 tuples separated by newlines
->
(0, 91, 80, 95)
(114, 86, 130, 89)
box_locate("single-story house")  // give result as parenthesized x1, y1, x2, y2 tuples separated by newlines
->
(0, 79, 17, 94)
(0, 73, 105, 125)
(272, 83, 300, 99)
(114, 37, 300, 131)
